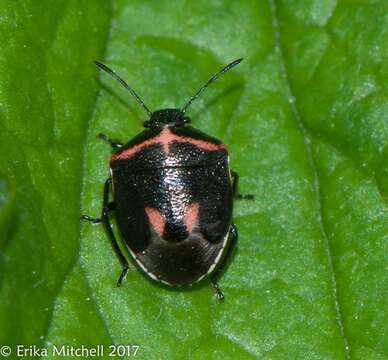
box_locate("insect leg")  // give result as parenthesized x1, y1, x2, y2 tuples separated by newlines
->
(80, 214, 102, 223)
(232, 170, 254, 200)
(210, 223, 239, 302)
(81, 179, 129, 286)
(80, 202, 115, 223)
(100, 178, 129, 287)
(98, 133, 123, 149)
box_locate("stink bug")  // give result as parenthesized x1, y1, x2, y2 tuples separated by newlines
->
(81, 59, 252, 301)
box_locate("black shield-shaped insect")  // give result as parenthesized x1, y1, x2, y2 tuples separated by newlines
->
(81, 59, 253, 301)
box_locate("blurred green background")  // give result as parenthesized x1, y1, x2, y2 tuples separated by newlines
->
(0, 0, 387, 359)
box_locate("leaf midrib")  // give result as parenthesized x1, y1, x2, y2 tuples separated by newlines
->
(41, 1, 118, 357)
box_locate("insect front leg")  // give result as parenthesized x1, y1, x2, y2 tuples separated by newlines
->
(98, 133, 123, 149)
(232, 170, 254, 200)
(81, 177, 129, 287)
(210, 223, 239, 302)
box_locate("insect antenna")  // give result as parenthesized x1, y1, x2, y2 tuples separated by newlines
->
(181, 58, 243, 114)
(94, 61, 152, 117)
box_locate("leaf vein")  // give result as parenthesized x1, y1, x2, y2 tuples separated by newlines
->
(41, 0, 116, 354)
(268, 0, 351, 358)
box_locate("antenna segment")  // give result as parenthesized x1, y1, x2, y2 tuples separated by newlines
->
(181, 58, 243, 114)
(94, 61, 152, 117)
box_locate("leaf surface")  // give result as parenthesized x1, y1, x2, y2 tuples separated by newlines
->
(0, 1, 387, 359)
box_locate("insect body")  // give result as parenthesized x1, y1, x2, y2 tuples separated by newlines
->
(81, 59, 251, 301)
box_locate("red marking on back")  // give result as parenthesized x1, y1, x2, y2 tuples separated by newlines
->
(112, 128, 226, 160)
(145, 207, 166, 237)
(184, 202, 199, 233)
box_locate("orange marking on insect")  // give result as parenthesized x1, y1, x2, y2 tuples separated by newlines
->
(184, 202, 199, 233)
(112, 128, 226, 160)
(145, 207, 166, 237)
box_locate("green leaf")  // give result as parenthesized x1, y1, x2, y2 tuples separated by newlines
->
(0, 0, 111, 350)
(0, 1, 387, 359)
